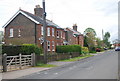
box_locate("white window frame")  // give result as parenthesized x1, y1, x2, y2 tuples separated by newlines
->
(18, 29, 21, 37)
(52, 28, 54, 37)
(61, 31, 62, 38)
(52, 41, 55, 51)
(47, 28, 50, 36)
(47, 41, 50, 51)
(10, 28, 13, 37)
(41, 26, 43, 35)
(57, 31, 59, 38)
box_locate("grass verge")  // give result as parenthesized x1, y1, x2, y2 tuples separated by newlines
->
(58, 54, 94, 62)
(36, 63, 57, 67)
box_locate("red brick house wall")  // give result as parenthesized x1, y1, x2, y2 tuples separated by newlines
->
(4, 14, 36, 45)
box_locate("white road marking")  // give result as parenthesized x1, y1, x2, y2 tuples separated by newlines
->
(44, 72, 48, 74)
(54, 73, 58, 75)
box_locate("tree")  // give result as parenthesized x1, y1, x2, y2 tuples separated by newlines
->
(84, 28, 96, 36)
(0, 31, 3, 44)
(103, 32, 111, 48)
(84, 28, 96, 52)
(95, 37, 104, 48)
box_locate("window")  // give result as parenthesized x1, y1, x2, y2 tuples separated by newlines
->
(10, 28, 13, 37)
(47, 28, 50, 36)
(61, 31, 62, 38)
(52, 28, 54, 37)
(41, 26, 43, 35)
(52, 41, 55, 51)
(57, 31, 59, 38)
(18, 29, 21, 37)
(47, 41, 50, 51)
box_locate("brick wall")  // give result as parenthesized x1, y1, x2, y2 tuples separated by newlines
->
(4, 14, 36, 45)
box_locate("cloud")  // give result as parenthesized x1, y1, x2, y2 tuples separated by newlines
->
(0, 0, 118, 42)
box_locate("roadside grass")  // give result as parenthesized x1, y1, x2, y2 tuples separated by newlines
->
(58, 54, 94, 62)
(36, 62, 57, 67)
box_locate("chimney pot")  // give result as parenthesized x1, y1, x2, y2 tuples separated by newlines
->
(34, 5, 43, 18)
(73, 24, 77, 31)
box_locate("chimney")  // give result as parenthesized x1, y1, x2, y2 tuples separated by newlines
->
(73, 24, 77, 31)
(34, 5, 43, 18)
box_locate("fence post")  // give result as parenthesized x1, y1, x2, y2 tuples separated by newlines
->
(31, 53, 35, 67)
(3, 54, 7, 72)
(19, 53, 22, 69)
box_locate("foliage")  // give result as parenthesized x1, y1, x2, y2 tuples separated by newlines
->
(21, 44, 42, 55)
(89, 47, 96, 53)
(103, 32, 111, 48)
(56, 45, 81, 54)
(81, 47, 89, 54)
(84, 28, 96, 36)
(0, 31, 3, 44)
(84, 28, 97, 52)
(2, 45, 22, 55)
(89, 51, 96, 53)
(84, 36, 88, 47)
(2, 44, 43, 55)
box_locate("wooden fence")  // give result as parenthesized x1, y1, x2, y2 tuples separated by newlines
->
(2, 53, 35, 72)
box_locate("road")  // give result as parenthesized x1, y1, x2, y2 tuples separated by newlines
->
(19, 50, 118, 79)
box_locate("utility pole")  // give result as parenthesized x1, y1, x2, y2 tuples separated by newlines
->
(43, 0, 47, 64)
(102, 29, 104, 40)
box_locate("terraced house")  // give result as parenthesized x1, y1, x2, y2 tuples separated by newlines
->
(3, 5, 84, 52)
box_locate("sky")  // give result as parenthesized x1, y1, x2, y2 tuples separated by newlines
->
(0, 0, 119, 43)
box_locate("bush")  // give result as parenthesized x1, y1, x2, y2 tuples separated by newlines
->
(2, 45, 22, 55)
(89, 51, 96, 53)
(2, 44, 43, 55)
(81, 47, 89, 54)
(56, 45, 81, 54)
(21, 44, 42, 55)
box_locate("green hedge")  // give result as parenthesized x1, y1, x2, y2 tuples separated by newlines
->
(56, 45, 81, 54)
(21, 44, 43, 55)
(81, 47, 89, 54)
(2, 44, 43, 56)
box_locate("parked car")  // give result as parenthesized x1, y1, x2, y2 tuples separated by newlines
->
(96, 48, 101, 52)
(115, 46, 120, 51)
(104, 48, 108, 50)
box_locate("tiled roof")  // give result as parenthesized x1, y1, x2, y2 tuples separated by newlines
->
(66, 28, 81, 35)
(3, 9, 63, 29)
(21, 9, 63, 29)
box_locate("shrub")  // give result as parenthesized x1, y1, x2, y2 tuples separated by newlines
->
(21, 44, 42, 55)
(89, 51, 96, 53)
(56, 45, 81, 54)
(2, 45, 22, 55)
(81, 47, 89, 54)
(2, 44, 43, 55)
(89, 47, 96, 53)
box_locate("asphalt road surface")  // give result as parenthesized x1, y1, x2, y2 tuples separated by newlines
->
(20, 50, 118, 79)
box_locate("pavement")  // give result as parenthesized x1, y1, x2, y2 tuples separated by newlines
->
(1, 50, 111, 79)
(2, 67, 50, 79)
(2, 61, 75, 79)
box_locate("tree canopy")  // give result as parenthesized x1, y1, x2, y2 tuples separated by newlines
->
(84, 28, 96, 36)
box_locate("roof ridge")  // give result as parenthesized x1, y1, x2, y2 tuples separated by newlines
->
(20, 9, 35, 16)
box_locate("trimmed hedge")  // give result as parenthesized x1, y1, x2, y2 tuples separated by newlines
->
(2, 44, 43, 56)
(56, 45, 81, 54)
(81, 47, 89, 54)
(2, 45, 22, 55)
(21, 44, 43, 55)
